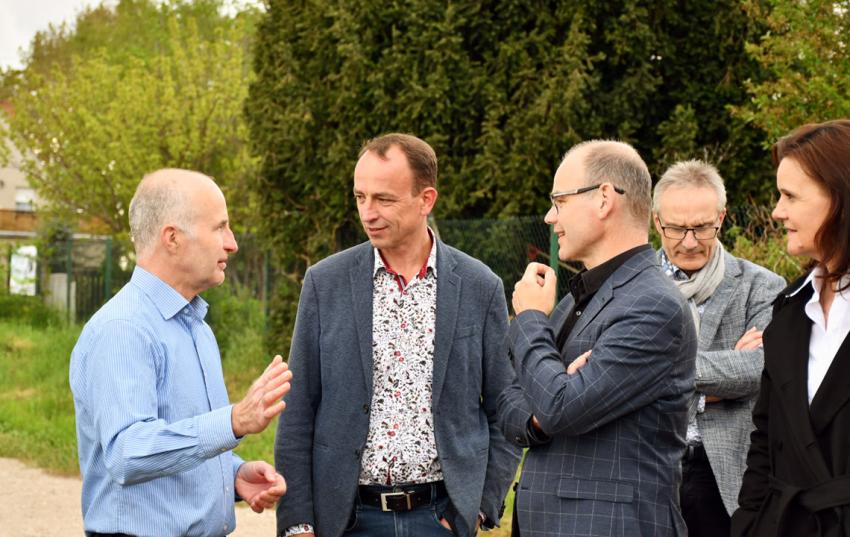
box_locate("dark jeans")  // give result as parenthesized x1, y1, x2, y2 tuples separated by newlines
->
(344, 484, 458, 537)
(681, 444, 731, 537)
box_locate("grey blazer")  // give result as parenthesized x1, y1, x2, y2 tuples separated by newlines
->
(275, 240, 521, 537)
(498, 248, 698, 537)
(675, 249, 786, 514)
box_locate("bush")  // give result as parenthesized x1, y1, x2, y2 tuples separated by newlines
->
(0, 294, 63, 327)
(201, 281, 266, 362)
(725, 204, 804, 283)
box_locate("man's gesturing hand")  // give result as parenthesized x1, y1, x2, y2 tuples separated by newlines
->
(235, 461, 287, 513)
(231, 355, 292, 438)
(512, 262, 557, 316)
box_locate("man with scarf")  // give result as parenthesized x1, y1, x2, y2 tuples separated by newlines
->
(652, 160, 786, 537)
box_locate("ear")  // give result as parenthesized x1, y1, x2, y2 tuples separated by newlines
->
(597, 183, 616, 219)
(419, 187, 438, 216)
(652, 212, 663, 234)
(717, 208, 727, 228)
(160, 224, 181, 254)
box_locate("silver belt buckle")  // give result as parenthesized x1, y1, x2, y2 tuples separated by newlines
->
(380, 490, 413, 511)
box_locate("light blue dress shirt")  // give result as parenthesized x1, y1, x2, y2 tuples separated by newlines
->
(70, 267, 244, 537)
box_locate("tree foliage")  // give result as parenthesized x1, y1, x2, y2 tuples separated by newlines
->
(247, 0, 773, 346)
(0, 0, 260, 244)
(734, 0, 850, 141)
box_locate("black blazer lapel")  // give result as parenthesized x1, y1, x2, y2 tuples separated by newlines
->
(765, 285, 832, 480)
(809, 334, 850, 434)
(350, 245, 375, 401)
(432, 241, 460, 409)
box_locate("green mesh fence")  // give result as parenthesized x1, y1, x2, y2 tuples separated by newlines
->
(436, 216, 579, 306)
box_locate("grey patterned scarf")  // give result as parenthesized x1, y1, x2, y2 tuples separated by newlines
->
(673, 240, 725, 333)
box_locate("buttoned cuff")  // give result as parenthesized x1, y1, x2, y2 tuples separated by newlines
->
(526, 416, 551, 444)
(196, 404, 240, 458)
(283, 523, 314, 536)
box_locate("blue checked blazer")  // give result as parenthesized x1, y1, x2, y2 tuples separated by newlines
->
(498, 248, 698, 537)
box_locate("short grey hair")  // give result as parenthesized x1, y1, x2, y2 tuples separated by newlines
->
(564, 140, 652, 223)
(653, 159, 727, 213)
(128, 173, 193, 256)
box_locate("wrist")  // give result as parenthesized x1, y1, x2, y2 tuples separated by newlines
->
(230, 404, 246, 438)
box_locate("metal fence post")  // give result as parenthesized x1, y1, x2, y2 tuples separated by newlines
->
(104, 237, 113, 300)
(5, 244, 11, 292)
(65, 238, 73, 323)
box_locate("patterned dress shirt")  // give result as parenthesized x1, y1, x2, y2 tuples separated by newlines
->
(359, 237, 442, 485)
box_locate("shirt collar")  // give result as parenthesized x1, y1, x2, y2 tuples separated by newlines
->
(570, 244, 652, 300)
(798, 265, 850, 329)
(658, 249, 690, 281)
(130, 266, 209, 321)
(792, 266, 850, 299)
(373, 227, 438, 279)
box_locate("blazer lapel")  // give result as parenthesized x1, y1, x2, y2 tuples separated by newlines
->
(766, 287, 832, 480)
(570, 248, 653, 340)
(350, 245, 375, 401)
(550, 294, 575, 359)
(809, 334, 850, 434)
(432, 241, 460, 409)
(698, 250, 740, 346)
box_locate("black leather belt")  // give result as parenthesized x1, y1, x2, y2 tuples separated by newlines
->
(358, 481, 446, 512)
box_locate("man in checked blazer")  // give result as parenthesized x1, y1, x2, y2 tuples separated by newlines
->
(275, 133, 521, 537)
(652, 160, 786, 537)
(498, 140, 698, 537)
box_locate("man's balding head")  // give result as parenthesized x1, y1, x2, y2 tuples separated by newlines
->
(129, 168, 220, 258)
(562, 140, 652, 224)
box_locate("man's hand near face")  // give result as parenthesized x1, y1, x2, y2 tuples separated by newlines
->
(512, 262, 557, 316)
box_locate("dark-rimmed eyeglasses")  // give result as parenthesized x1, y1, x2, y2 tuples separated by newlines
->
(657, 217, 721, 241)
(549, 184, 626, 214)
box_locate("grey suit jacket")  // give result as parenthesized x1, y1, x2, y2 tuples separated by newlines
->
(674, 249, 786, 514)
(498, 248, 698, 537)
(275, 240, 521, 537)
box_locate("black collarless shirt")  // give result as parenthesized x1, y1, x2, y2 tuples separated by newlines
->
(554, 244, 652, 351)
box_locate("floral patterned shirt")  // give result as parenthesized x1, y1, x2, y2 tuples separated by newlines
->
(358, 237, 442, 485)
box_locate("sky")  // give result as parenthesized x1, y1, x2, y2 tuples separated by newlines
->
(0, 0, 260, 71)
(0, 0, 111, 70)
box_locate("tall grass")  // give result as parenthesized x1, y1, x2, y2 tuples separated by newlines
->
(0, 321, 80, 474)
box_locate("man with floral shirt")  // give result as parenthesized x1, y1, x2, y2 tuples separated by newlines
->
(274, 133, 521, 537)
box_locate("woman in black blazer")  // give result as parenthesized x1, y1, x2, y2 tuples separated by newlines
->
(732, 119, 850, 537)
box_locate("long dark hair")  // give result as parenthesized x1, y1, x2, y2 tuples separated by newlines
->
(773, 119, 850, 290)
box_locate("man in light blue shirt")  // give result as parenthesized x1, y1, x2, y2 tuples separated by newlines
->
(70, 168, 292, 537)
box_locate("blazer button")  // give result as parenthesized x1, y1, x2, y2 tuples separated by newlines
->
(363, 404, 370, 414)
(354, 449, 361, 458)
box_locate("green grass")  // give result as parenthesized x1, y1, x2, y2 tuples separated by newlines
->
(0, 321, 81, 475)
(0, 316, 516, 534)
(0, 317, 276, 476)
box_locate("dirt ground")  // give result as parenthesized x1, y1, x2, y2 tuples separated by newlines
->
(0, 457, 277, 537)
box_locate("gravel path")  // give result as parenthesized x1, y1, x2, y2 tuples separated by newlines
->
(0, 457, 277, 536)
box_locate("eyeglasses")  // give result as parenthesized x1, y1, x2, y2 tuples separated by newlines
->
(657, 218, 721, 240)
(549, 184, 626, 214)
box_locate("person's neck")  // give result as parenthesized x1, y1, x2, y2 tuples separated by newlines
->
(379, 228, 433, 282)
(137, 257, 198, 301)
(583, 229, 647, 270)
